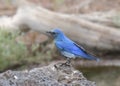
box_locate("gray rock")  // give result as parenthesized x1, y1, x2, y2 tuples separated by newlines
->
(0, 63, 96, 86)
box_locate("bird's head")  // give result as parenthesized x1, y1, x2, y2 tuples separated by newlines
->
(46, 28, 64, 38)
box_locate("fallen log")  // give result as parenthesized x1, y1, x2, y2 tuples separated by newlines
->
(0, 3, 120, 51)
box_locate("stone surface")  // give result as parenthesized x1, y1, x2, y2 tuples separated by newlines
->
(0, 63, 96, 86)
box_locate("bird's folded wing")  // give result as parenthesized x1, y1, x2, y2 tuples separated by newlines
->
(55, 41, 87, 56)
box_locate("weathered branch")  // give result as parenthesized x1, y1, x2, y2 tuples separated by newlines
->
(77, 11, 118, 27)
(0, 4, 120, 51)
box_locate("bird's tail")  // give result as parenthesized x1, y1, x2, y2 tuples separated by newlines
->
(83, 54, 100, 62)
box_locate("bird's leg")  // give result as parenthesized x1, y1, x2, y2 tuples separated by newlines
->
(60, 58, 71, 66)
(65, 58, 71, 65)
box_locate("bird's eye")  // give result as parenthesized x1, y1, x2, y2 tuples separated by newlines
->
(52, 32, 56, 35)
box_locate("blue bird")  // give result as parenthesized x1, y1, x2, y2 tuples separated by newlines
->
(47, 28, 99, 65)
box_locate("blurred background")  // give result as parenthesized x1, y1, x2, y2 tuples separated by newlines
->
(0, 0, 120, 86)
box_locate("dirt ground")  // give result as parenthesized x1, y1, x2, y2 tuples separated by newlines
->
(39, 0, 120, 13)
(0, 0, 120, 16)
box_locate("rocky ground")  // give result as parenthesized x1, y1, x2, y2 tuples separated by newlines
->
(0, 62, 95, 86)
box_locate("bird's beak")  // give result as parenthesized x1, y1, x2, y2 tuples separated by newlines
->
(46, 31, 54, 34)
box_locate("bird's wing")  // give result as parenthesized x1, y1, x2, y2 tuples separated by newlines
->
(73, 42, 89, 55)
(55, 39, 86, 56)
(54, 33, 99, 61)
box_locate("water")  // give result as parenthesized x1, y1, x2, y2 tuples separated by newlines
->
(76, 66, 120, 86)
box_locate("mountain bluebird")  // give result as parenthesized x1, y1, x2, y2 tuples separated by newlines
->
(47, 28, 99, 65)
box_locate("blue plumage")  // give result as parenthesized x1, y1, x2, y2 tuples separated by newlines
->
(47, 28, 99, 64)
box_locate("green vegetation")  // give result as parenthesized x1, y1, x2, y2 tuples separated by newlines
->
(0, 29, 53, 71)
(0, 29, 27, 70)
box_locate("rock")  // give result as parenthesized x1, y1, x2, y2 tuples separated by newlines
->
(0, 63, 96, 86)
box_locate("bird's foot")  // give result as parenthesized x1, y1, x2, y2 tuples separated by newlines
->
(54, 62, 71, 69)
(60, 62, 71, 67)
